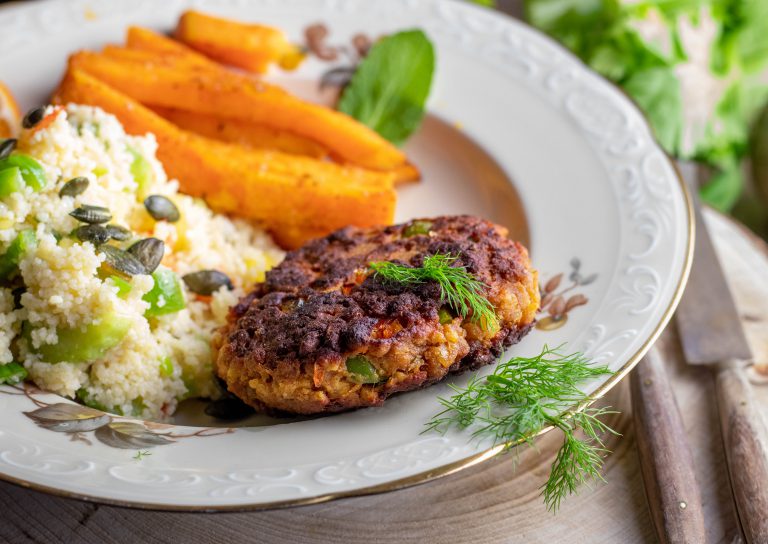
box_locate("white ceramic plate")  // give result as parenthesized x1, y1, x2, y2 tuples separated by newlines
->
(0, 0, 691, 510)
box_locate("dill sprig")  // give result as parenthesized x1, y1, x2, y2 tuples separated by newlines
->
(425, 345, 618, 511)
(369, 253, 498, 328)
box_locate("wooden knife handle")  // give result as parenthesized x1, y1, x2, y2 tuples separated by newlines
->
(715, 363, 768, 544)
(630, 348, 706, 544)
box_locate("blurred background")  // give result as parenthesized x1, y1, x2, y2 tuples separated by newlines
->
(485, 0, 768, 240)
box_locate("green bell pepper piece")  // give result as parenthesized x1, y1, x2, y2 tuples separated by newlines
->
(108, 275, 132, 298)
(128, 147, 153, 198)
(0, 229, 37, 280)
(159, 356, 174, 377)
(0, 154, 46, 192)
(0, 167, 24, 198)
(0, 362, 27, 384)
(33, 312, 132, 363)
(143, 267, 185, 317)
(345, 355, 380, 384)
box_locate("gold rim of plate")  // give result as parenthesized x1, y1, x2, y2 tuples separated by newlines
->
(0, 9, 696, 513)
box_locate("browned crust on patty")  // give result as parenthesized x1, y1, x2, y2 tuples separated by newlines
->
(213, 215, 539, 415)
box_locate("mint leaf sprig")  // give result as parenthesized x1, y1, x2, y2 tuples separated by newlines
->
(426, 345, 618, 511)
(369, 253, 498, 329)
(338, 29, 435, 146)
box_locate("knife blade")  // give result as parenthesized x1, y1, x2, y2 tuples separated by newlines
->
(674, 160, 768, 544)
(675, 161, 752, 365)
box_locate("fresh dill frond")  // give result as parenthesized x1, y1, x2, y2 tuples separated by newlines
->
(425, 344, 617, 512)
(369, 253, 498, 328)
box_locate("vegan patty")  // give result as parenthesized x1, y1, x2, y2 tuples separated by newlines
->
(213, 215, 540, 415)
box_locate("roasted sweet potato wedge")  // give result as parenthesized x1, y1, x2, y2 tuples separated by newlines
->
(101, 44, 217, 72)
(53, 69, 396, 248)
(126, 26, 214, 65)
(151, 106, 328, 159)
(67, 51, 407, 170)
(174, 10, 298, 73)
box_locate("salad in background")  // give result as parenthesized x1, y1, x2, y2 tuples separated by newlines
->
(470, 0, 768, 237)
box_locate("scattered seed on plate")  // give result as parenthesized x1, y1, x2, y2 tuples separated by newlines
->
(22, 106, 46, 129)
(69, 204, 112, 224)
(74, 224, 111, 245)
(99, 245, 147, 277)
(105, 224, 131, 242)
(144, 195, 180, 222)
(0, 139, 17, 160)
(127, 238, 165, 273)
(59, 177, 90, 198)
(182, 270, 234, 296)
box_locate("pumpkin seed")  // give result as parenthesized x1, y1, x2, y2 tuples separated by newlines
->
(59, 177, 90, 198)
(22, 107, 46, 129)
(144, 195, 180, 222)
(127, 238, 164, 274)
(74, 224, 111, 245)
(99, 245, 147, 277)
(182, 270, 233, 295)
(69, 204, 112, 224)
(105, 224, 131, 242)
(0, 139, 17, 160)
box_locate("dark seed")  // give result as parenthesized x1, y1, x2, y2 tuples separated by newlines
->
(182, 270, 233, 296)
(144, 195, 180, 222)
(0, 138, 17, 160)
(204, 396, 255, 420)
(105, 224, 131, 242)
(59, 177, 90, 198)
(69, 204, 112, 224)
(22, 107, 46, 129)
(127, 238, 164, 273)
(74, 224, 111, 245)
(99, 245, 147, 277)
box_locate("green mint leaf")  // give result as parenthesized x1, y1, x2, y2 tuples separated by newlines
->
(338, 29, 435, 146)
(621, 66, 683, 155)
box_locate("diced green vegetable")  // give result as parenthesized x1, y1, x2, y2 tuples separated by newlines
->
(128, 147, 153, 198)
(159, 356, 174, 377)
(0, 362, 27, 384)
(92, 166, 108, 177)
(345, 355, 380, 384)
(76, 387, 118, 414)
(438, 307, 453, 324)
(143, 267, 186, 317)
(108, 275, 132, 298)
(0, 167, 24, 198)
(131, 396, 146, 416)
(403, 220, 433, 237)
(0, 154, 47, 192)
(33, 312, 132, 363)
(0, 229, 37, 280)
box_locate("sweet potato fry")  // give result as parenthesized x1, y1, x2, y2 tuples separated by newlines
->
(53, 69, 396, 248)
(391, 162, 422, 184)
(174, 10, 298, 73)
(101, 45, 217, 72)
(68, 51, 406, 170)
(126, 26, 214, 66)
(150, 106, 328, 159)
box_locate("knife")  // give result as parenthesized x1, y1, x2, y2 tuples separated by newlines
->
(675, 161, 768, 544)
(631, 347, 706, 543)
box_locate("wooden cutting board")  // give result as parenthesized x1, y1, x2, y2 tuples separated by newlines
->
(0, 212, 765, 544)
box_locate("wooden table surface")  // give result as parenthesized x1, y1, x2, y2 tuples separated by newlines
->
(2, 209, 766, 544)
